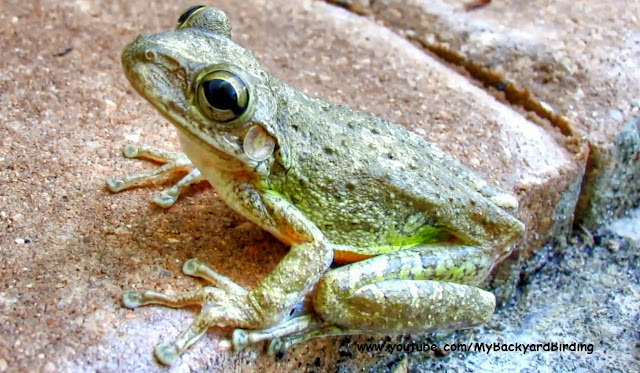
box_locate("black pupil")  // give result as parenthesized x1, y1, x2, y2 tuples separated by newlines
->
(178, 5, 205, 25)
(203, 79, 243, 115)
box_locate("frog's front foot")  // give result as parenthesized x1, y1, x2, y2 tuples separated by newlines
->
(106, 143, 205, 207)
(123, 259, 256, 365)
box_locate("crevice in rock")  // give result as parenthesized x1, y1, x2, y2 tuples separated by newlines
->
(322, 0, 574, 137)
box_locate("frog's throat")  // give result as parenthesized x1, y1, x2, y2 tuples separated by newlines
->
(144, 91, 249, 165)
(174, 124, 255, 173)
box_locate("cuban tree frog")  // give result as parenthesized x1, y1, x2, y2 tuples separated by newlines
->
(108, 6, 525, 365)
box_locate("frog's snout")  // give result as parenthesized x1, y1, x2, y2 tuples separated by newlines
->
(123, 33, 181, 67)
(122, 34, 159, 70)
(124, 33, 154, 53)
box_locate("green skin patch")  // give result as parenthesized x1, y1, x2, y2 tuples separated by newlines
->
(384, 224, 450, 249)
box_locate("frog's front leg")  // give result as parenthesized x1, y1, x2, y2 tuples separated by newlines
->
(106, 144, 205, 207)
(122, 258, 250, 364)
(122, 187, 333, 365)
(235, 245, 497, 354)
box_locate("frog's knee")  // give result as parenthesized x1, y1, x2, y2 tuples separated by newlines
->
(312, 273, 344, 318)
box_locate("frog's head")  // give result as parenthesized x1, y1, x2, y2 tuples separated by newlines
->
(122, 6, 279, 172)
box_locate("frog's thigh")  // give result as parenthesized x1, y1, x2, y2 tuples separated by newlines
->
(313, 246, 496, 332)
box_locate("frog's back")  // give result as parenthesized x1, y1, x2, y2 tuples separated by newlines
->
(268, 84, 508, 254)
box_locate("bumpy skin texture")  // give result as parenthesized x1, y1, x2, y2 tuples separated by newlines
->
(112, 6, 525, 365)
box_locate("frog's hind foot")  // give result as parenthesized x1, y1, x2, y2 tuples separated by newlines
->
(229, 314, 320, 352)
(106, 143, 205, 207)
(266, 322, 362, 356)
(229, 314, 357, 356)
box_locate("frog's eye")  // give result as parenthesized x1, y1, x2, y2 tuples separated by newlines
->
(196, 70, 250, 124)
(176, 5, 205, 28)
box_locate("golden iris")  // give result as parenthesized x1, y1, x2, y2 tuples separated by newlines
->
(197, 70, 250, 123)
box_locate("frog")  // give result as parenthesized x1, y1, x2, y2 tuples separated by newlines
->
(108, 5, 525, 365)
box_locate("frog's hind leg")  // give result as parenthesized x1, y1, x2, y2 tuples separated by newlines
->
(252, 245, 498, 353)
(314, 245, 497, 331)
(106, 143, 205, 207)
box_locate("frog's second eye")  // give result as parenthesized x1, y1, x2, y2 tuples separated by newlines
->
(176, 5, 205, 28)
(197, 70, 250, 123)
